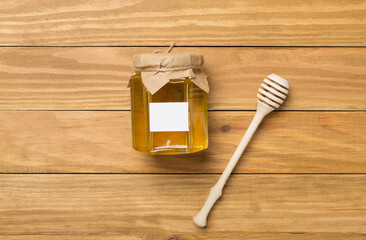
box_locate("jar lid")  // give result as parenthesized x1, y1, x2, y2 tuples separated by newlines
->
(133, 52, 204, 71)
(131, 52, 209, 94)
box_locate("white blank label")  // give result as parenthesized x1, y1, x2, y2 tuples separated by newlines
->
(149, 102, 189, 132)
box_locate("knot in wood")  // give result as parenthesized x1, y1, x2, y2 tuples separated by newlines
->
(221, 125, 231, 132)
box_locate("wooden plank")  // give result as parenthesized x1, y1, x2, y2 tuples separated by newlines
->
(1, 174, 366, 235)
(2, 233, 365, 240)
(0, 111, 365, 173)
(0, 0, 365, 46)
(0, 47, 365, 110)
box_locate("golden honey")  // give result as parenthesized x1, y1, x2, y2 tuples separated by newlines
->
(130, 73, 208, 154)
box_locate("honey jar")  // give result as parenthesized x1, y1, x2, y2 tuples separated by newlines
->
(129, 50, 209, 154)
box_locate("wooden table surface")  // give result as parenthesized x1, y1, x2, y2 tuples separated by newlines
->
(1, 0, 366, 239)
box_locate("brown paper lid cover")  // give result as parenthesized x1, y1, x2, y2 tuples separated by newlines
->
(131, 52, 209, 94)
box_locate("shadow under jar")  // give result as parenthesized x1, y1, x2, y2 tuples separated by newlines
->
(129, 52, 209, 155)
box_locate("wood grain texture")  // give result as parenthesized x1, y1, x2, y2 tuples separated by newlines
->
(0, 111, 365, 173)
(2, 234, 366, 240)
(1, 1, 365, 239)
(0, 0, 365, 46)
(1, 174, 366, 235)
(2, 233, 366, 240)
(1, 47, 366, 110)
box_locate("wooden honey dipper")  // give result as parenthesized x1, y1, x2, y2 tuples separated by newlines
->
(193, 74, 290, 227)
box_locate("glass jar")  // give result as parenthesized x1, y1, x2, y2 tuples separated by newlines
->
(129, 52, 209, 155)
